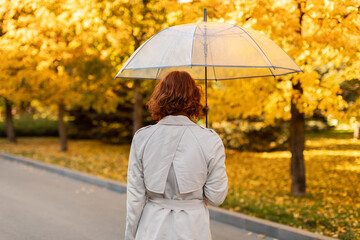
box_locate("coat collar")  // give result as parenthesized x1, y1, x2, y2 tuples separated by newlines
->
(157, 115, 196, 126)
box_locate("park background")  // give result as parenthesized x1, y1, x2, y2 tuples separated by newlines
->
(0, 0, 359, 239)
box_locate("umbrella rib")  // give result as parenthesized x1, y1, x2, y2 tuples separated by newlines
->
(117, 28, 169, 77)
(196, 23, 235, 36)
(195, 24, 236, 48)
(190, 24, 198, 67)
(212, 65, 217, 81)
(233, 24, 275, 69)
(192, 70, 302, 81)
(123, 65, 302, 71)
(268, 65, 276, 78)
(155, 68, 161, 79)
(115, 70, 301, 81)
(233, 24, 303, 73)
(207, 34, 218, 81)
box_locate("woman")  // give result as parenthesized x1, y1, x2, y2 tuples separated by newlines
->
(125, 71, 228, 240)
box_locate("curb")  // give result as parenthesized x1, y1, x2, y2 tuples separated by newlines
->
(208, 206, 336, 240)
(0, 152, 336, 240)
(0, 152, 127, 194)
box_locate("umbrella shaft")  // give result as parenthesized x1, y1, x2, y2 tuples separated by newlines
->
(205, 66, 208, 128)
(204, 8, 208, 128)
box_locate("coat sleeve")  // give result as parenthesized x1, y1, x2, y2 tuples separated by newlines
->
(125, 136, 146, 240)
(204, 135, 228, 206)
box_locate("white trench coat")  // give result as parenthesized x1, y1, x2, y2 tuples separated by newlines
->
(125, 115, 228, 240)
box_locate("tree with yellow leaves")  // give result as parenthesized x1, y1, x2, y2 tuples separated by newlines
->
(104, 0, 173, 134)
(0, 1, 43, 143)
(207, 0, 359, 196)
(1, 0, 122, 151)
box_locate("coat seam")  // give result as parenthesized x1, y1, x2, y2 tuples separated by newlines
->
(169, 126, 189, 194)
(138, 125, 160, 161)
(188, 127, 210, 167)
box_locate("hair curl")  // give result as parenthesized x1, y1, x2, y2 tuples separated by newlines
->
(147, 71, 203, 122)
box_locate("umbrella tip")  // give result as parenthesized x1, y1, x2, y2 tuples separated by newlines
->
(203, 8, 207, 22)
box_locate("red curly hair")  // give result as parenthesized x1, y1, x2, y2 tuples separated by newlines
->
(147, 71, 203, 121)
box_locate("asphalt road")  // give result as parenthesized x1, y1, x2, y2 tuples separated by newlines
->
(0, 156, 273, 240)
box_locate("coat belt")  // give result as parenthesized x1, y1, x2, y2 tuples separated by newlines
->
(148, 198, 205, 210)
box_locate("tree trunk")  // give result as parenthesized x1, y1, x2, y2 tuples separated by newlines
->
(132, 79, 143, 135)
(290, 81, 306, 196)
(58, 103, 68, 152)
(5, 98, 16, 143)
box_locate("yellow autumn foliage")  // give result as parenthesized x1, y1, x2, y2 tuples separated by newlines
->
(1, 0, 359, 129)
(207, 0, 360, 123)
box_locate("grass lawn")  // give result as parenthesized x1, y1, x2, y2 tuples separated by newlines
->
(0, 131, 359, 239)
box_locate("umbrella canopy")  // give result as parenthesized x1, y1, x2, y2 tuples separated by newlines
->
(115, 22, 302, 81)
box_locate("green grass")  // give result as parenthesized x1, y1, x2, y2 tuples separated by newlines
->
(0, 115, 58, 137)
(0, 130, 359, 239)
(305, 129, 354, 139)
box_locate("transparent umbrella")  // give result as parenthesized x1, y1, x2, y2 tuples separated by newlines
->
(115, 10, 302, 126)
